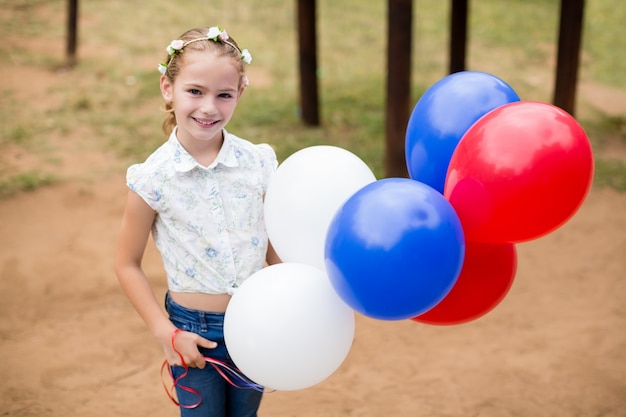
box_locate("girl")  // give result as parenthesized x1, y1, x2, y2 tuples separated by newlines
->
(115, 26, 280, 417)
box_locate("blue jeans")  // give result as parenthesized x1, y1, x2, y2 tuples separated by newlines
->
(165, 293, 263, 417)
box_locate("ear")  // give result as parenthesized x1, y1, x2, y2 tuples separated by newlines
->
(160, 75, 173, 102)
(237, 84, 245, 100)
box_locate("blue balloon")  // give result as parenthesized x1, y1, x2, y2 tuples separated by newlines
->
(405, 71, 520, 193)
(324, 178, 465, 320)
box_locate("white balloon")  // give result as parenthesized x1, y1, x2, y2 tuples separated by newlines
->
(264, 146, 376, 270)
(224, 263, 355, 391)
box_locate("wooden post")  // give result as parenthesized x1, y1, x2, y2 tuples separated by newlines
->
(385, 0, 412, 178)
(66, 0, 78, 67)
(296, 0, 320, 125)
(449, 0, 468, 74)
(553, 0, 585, 116)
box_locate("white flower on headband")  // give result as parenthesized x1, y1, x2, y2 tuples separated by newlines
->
(158, 27, 252, 74)
(241, 49, 252, 64)
(166, 39, 184, 55)
(159, 39, 184, 75)
(206, 26, 224, 41)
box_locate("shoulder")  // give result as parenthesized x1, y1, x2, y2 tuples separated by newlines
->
(125, 141, 176, 209)
(225, 131, 277, 169)
(127, 142, 172, 183)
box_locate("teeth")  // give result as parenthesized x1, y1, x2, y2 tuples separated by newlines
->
(195, 118, 217, 126)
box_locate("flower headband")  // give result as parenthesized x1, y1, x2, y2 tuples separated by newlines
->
(158, 26, 252, 77)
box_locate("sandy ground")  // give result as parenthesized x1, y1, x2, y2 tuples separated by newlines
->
(0, 6, 625, 413)
(0, 163, 625, 417)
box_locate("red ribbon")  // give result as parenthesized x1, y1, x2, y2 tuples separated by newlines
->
(161, 328, 267, 409)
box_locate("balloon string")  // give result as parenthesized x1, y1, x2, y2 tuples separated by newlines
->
(161, 329, 269, 409)
(160, 328, 201, 409)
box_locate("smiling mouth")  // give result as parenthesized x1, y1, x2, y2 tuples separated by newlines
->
(193, 117, 219, 127)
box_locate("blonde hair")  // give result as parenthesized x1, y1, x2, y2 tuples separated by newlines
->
(161, 27, 247, 136)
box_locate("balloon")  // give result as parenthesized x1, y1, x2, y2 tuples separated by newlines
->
(405, 71, 520, 193)
(444, 101, 594, 243)
(325, 178, 465, 321)
(264, 146, 376, 270)
(412, 242, 517, 325)
(224, 263, 355, 391)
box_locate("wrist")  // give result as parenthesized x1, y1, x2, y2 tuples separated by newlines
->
(153, 322, 178, 344)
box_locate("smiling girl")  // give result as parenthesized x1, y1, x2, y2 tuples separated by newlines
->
(115, 26, 280, 417)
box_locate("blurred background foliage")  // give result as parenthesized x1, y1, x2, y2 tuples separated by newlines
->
(0, 0, 624, 195)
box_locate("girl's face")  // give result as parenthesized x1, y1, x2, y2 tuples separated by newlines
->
(160, 49, 244, 148)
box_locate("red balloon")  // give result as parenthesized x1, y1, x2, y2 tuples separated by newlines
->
(444, 101, 594, 243)
(412, 242, 517, 325)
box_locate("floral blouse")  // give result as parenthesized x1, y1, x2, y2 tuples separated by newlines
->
(127, 128, 277, 295)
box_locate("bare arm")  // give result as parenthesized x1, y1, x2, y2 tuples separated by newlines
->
(265, 239, 282, 265)
(115, 191, 213, 368)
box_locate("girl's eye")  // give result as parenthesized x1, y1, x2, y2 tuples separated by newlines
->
(219, 93, 233, 99)
(189, 89, 201, 95)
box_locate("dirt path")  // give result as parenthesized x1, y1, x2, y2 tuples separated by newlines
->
(0, 170, 624, 416)
(1, 6, 624, 411)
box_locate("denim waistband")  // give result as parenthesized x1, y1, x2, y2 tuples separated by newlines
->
(165, 292, 225, 332)
(164, 292, 232, 366)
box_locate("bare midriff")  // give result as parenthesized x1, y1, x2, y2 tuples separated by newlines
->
(169, 291, 232, 313)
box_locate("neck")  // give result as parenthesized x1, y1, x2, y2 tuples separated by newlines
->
(177, 129, 224, 168)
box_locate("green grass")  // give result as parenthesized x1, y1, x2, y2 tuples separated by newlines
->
(594, 159, 626, 191)
(0, 171, 57, 198)
(0, 0, 624, 195)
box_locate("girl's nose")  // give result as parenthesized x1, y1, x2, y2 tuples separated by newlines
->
(200, 97, 217, 114)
